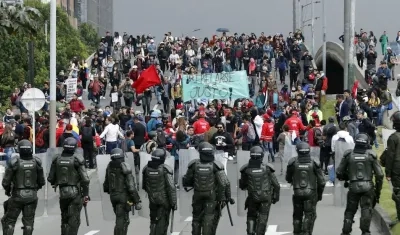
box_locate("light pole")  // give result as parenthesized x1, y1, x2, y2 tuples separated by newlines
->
(343, 0, 356, 89)
(293, 0, 301, 33)
(322, 0, 327, 75)
(301, 1, 321, 55)
(49, 0, 57, 148)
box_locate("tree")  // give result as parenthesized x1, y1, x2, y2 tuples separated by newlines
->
(0, 1, 94, 111)
(0, 1, 41, 36)
(79, 23, 100, 52)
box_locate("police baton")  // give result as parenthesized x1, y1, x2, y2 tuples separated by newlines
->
(170, 209, 174, 233)
(225, 201, 234, 226)
(83, 204, 89, 226)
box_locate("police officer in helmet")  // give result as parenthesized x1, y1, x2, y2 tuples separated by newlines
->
(104, 148, 141, 235)
(47, 137, 90, 235)
(336, 133, 383, 235)
(142, 148, 177, 234)
(386, 111, 400, 226)
(286, 141, 326, 235)
(1, 140, 45, 235)
(239, 146, 280, 235)
(183, 142, 234, 235)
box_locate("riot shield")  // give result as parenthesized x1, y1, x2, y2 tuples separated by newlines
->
(310, 147, 320, 160)
(138, 151, 175, 218)
(214, 150, 228, 175)
(95, 154, 115, 220)
(124, 152, 139, 190)
(283, 135, 296, 173)
(382, 128, 396, 149)
(236, 150, 250, 217)
(44, 148, 59, 215)
(178, 149, 199, 219)
(333, 140, 355, 207)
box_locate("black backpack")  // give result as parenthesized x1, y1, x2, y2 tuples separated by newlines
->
(313, 127, 324, 146)
(81, 126, 93, 142)
(156, 130, 166, 147)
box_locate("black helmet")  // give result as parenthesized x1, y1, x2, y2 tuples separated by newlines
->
(110, 148, 124, 160)
(249, 146, 264, 160)
(198, 142, 215, 162)
(63, 137, 77, 153)
(148, 131, 157, 139)
(18, 140, 33, 155)
(354, 133, 369, 149)
(151, 148, 166, 162)
(391, 111, 400, 130)
(296, 142, 310, 156)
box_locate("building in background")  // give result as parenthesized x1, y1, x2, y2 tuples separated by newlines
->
(75, 0, 112, 36)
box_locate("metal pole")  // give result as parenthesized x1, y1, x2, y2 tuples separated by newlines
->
(343, 0, 350, 90)
(28, 41, 34, 85)
(301, 6, 304, 30)
(348, 0, 356, 88)
(311, 1, 315, 55)
(322, 0, 327, 74)
(44, 21, 48, 44)
(49, 0, 57, 148)
(293, 0, 296, 33)
(297, 0, 301, 31)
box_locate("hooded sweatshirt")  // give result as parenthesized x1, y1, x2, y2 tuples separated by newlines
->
(331, 130, 354, 152)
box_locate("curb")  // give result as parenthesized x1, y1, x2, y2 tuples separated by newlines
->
(373, 204, 392, 235)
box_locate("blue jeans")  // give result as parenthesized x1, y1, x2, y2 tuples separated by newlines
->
(378, 105, 387, 125)
(262, 141, 275, 162)
(106, 141, 118, 154)
(3, 147, 14, 162)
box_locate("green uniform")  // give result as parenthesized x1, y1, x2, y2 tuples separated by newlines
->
(380, 34, 389, 56)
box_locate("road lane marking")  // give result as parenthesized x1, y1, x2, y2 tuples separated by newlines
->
(84, 230, 100, 235)
(185, 216, 193, 222)
(171, 233, 180, 235)
(265, 225, 291, 235)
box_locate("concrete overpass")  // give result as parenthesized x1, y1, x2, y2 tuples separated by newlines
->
(313, 41, 399, 128)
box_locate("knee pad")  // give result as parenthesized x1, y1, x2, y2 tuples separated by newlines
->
(246, 218, 255, 235)
(3, 224, 14, 235)
(342, 218, 353, 234)
(22, 225, 33, 235)
(293, 220, 302, 233)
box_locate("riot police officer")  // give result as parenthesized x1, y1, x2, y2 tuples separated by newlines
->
(336, 133, 383, 235)
(239, 146, 280, 235)
(1, 140, 45, 235)
(104, 148, 141, 235)
(142, 148, 177, 235)
(286, 142, 326, 235)
(386, 111, 400, 226)
(47, 137, 90, 235)
(183, 142, 234, 235)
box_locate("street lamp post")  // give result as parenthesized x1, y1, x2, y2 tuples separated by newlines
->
(322, 0, 327, 75)
(49, 0, 57, 148)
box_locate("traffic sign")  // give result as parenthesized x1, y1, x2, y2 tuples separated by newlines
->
(20, 88, 46, 112)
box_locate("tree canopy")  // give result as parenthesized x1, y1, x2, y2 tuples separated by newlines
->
(0, 1, 97, 111)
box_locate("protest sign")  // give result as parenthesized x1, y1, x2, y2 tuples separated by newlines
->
(65, 77, 77, 101)
(182, 71, 249, 102)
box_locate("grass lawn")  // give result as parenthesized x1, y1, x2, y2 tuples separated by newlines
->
(320, 99, 400, 234)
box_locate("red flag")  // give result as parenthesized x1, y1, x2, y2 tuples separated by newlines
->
(351, 80, 359, 99)
(132, 65, 161, 93)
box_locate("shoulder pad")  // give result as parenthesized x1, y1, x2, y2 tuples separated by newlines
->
(163, 164, 174, 174)
(213, 160, 225, 170)
(121, 162, 133, 175)
(34, 156, 42, 166)
(265, 163, 275, 173)
(312, 158, 321, 167)
(287, 157, 297, 166)
(142, 165, 148, 174)
(187, 159, 198, 168)
(367, 149, 377, 159)
(9, 155, 19, 167)
(343, 149, 353, 158)
(239, 164, 248, 173)
(74, 154, 85, 165)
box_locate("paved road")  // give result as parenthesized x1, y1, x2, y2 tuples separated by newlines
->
(9, 159, 380, 235)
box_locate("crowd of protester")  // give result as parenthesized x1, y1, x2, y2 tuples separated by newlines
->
(3, 28, 398, 189)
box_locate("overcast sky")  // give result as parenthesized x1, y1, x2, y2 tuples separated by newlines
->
(113, 0, 400, 53)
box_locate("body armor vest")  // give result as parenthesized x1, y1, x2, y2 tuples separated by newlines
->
(144, 164, 168, 205)
(246, 164, 271, 202)
(194, 161, 214, 192)
(107, 166, 127, 193)
(293, 159, 316, 191)
(14, 158, 38, 189)
(348, 152, 373, 183)
(55, 155, 79, 186)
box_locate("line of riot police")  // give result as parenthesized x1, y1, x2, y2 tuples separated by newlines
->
(0, 130, 384, 235)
